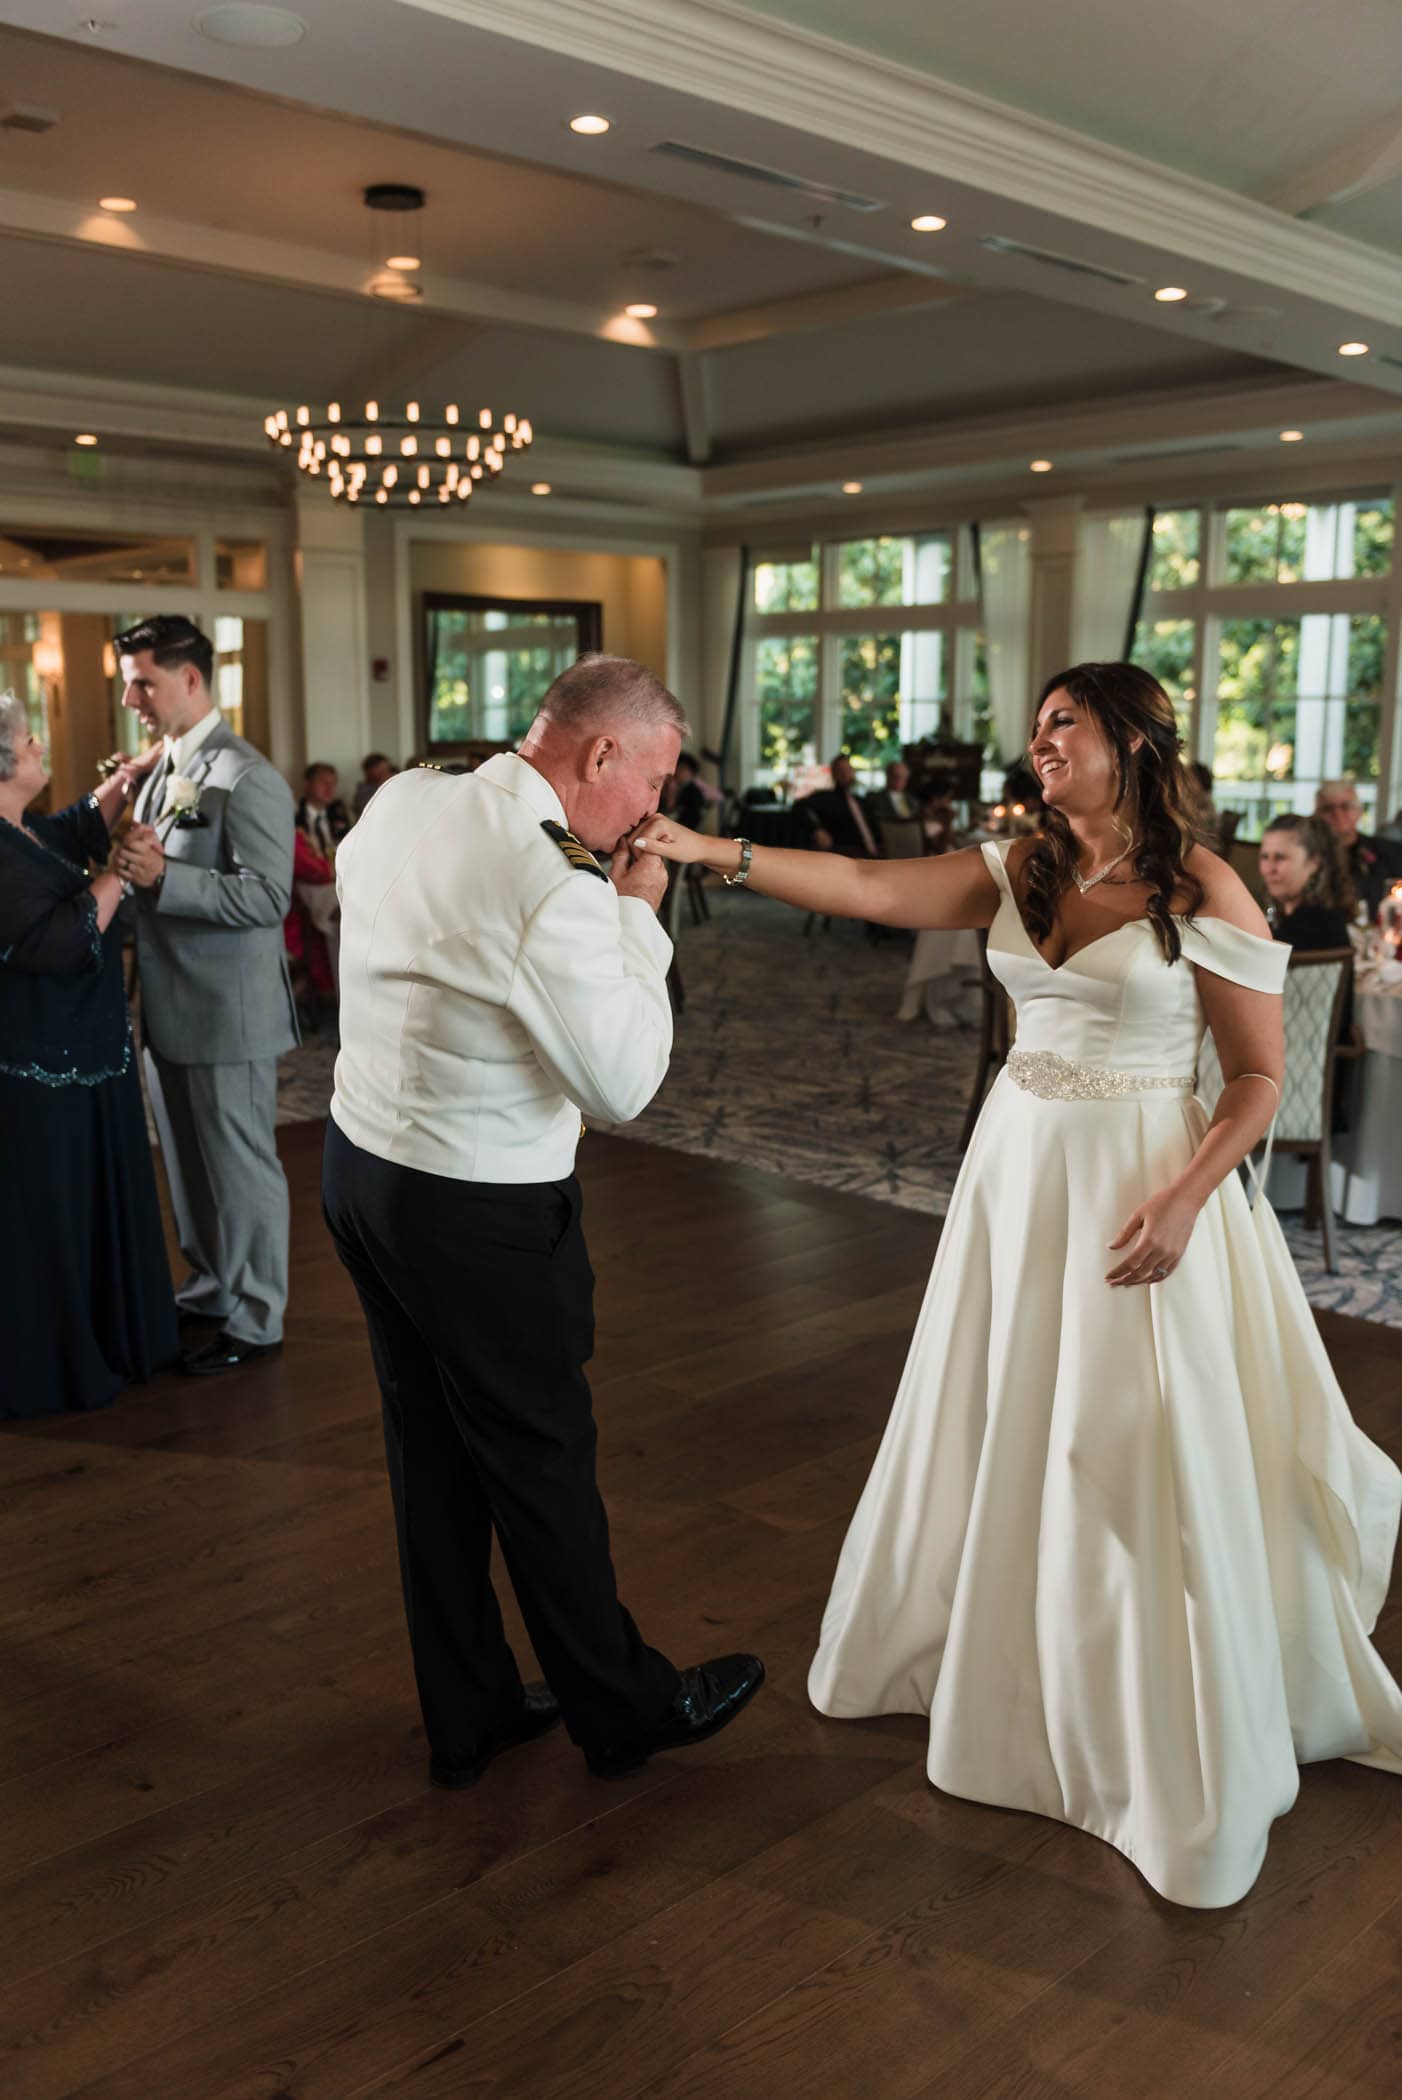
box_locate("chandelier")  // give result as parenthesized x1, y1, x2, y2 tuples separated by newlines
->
(262, 184, 534, 508)
(263, 398, 535, 508)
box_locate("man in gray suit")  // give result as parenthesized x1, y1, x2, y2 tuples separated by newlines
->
(112, 615, 299, 1376)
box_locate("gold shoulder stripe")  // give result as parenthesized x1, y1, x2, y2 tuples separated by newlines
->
(541, 818, 607, 879)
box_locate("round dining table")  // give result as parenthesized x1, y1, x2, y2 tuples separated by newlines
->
(1332, 966, 1402, 1224)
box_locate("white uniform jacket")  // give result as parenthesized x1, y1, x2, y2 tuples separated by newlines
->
(328, 753, 674, 1182)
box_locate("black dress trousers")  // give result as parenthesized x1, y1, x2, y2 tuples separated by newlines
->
(321, 1116, 680, 1762)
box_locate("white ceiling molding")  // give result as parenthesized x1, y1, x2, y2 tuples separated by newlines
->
(3, 361, 1398, 523)
(397, 0, 1402, 331)
(697, 376, 1402, 502)
(679, 271, 966, 353)
(1261, 117, 1402, 221)
(0, 360, 704, 507)
(0, 184, 642, 347)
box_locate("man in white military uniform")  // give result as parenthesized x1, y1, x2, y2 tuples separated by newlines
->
(323, 655, 764, 1786)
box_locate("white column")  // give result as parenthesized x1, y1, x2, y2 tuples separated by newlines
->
(294, 488, 371, 786)
(1025, 495, 1085, 689)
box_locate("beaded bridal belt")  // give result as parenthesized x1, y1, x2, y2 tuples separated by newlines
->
(1006, 1049, 1196, 1101)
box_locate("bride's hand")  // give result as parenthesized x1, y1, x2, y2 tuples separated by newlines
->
(629, 814, 712, 865)
(1105, 1183, 1201, 1288)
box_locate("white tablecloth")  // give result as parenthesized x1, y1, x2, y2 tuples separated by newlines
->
(898, 926, 983, 1027)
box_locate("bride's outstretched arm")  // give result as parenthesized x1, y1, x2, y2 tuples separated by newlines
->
(628, 819, 1000, 931)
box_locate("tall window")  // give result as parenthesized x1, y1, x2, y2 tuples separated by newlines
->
(746, 530, 980, 790)
(1131, 494, 1396, 835)
(422, 594, 601, 751)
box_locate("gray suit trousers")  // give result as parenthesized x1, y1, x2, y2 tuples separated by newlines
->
(145, 1048, 288, 1345)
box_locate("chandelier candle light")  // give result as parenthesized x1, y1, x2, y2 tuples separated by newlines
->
(264, 399, 534, 508)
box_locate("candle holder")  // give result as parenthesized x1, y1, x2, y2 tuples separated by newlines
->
(1381, 882, 1402, 960)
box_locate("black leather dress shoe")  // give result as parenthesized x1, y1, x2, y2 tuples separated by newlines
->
(586, 1653, 766, 1779)
(181, 1332, 283, 1377)
(430, 1682, 562, 1789)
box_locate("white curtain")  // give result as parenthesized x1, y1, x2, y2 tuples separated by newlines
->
(1072, 510, 1151, 663)
(978, 522, 1032, 763)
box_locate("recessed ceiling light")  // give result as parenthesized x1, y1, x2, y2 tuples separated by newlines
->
(531, 482, 552, 496)
(569, 114, 611, 135)
(196, 5, 308, 48)
(74, 433, 98, 446)
(1029, 458, 1053, 473)
(625, 302, 658, 319)
(1154, 286, 1187, 302)
(1339, 341, 1370, 356)
(1279, 428, 1304, 442)
(369, 273, 422, 302)
(385, 254, 420, 272)
(99, 195, 136, 213)
(910, 214, 947, 233)
(841, 480, 863, 495)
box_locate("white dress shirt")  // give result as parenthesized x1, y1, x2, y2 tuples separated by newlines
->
(154, 705, 223, 818)
(329, 753, 674, 1182)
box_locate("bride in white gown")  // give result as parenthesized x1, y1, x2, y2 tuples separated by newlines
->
(634, 662, 1402, 1909)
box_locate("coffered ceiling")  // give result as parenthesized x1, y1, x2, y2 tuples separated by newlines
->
(0, 0, 1398, 514)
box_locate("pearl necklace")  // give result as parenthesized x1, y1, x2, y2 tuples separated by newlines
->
(1072, 832, 1138, 894)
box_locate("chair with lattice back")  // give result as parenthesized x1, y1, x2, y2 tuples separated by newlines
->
(1197, 947, 1353, 1271)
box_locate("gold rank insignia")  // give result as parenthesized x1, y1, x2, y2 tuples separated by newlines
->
(541, 819, 607, 879)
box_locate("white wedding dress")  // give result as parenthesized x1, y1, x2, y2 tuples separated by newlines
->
(809, 838, 1402, 1908)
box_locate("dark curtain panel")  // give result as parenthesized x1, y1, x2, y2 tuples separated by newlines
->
(1121, 506, 1157, 660)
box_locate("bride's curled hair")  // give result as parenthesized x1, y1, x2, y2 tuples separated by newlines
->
(1019, 662, 1203, 964)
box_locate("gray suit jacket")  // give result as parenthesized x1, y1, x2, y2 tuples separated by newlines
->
(133, 718, 300, 1066)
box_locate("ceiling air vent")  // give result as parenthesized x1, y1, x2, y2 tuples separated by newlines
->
(0, 103, 60, 134)
(1108, 441, 1244, 464)
(979, 234, 1143, 289)
(1375, 352, 1402, 372)
(651, 139, 885, 213)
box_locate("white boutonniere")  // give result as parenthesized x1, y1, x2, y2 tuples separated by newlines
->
(163, 775, 210, 829)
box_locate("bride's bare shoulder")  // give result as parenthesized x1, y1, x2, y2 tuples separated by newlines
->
(1185, 842, 1270, 937)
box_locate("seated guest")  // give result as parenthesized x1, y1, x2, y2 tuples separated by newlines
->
(352, 751, 397, 818)
(284, 822, 337, 1011)
(798, 752, 881, 857)
(297, 762, 350, 857)
(867, 758, 918, 834)
(662, 750, 707, 831)
(1260, 814, 1355, 1116)
(1259, 815, 1355, 949)
(0, 693, 179, 1416)
(1314, 778, 1402, 919)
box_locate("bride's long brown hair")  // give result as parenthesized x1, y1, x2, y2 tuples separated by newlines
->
(1020, 662, 1203, 964)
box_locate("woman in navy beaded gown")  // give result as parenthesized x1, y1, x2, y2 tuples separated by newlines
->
(0, 693, 178, 1416)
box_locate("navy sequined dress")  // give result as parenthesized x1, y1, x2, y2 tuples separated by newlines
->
(0, 797, 178, 1416)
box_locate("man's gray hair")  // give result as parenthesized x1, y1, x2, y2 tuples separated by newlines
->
(0, 690, 30, 782)
(537, 653, 690, 741)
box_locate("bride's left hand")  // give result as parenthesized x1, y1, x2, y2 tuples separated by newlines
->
(1105, 1183, 1201, 1287)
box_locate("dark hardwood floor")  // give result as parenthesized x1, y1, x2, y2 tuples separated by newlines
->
(3, 1120, 1400, 2100)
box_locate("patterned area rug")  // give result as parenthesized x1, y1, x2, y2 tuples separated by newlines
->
(275, 890, 1402, 1329)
